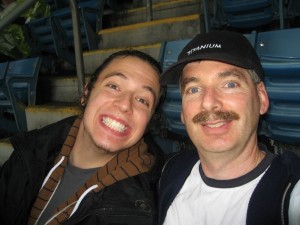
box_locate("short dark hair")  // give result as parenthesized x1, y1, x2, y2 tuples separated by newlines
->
(81, 49, 162, 108)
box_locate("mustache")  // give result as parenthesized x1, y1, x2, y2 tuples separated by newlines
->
(192, 111, 240, 124)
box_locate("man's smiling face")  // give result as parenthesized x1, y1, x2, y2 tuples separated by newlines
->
(82, 56, 160, 153)
(180, 60, 269, 155)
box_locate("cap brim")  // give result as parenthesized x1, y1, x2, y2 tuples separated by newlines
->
(160, 53, 255, 85)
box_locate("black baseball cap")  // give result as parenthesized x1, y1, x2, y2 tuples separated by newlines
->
(160, 30, 264, 85)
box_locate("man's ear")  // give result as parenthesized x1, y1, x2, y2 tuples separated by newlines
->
(81, 83, 89, 106)
(257, 82, 269, 115)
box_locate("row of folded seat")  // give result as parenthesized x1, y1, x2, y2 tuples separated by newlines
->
(25, 0, 126, 67)
(156, 27, 300, 153)
(204, 0, 300, 31)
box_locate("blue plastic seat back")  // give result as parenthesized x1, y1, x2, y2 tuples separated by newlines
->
(286, 0, 300, 18)
(256, 28, 300, 61)
(256, 28, 300, 145)
(51, 1, 99, 51)
(160, 39, 191, 72)
(211, 0, 274, 29)
(159, 39, 191, 136)
(0, 62, 8, 83)
(25, 0, 103, 66)
(25, 17, 55, 53)
(162, 84, 187, 136)
(6, 57, 42, 105)
(0, 62, 9, 106)
(223, 0, 272, 12)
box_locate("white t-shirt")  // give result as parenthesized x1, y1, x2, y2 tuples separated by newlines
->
(163, 152, 300, 225)
(163, 161, 266, 225)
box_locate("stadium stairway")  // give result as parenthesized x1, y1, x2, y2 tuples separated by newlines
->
(0, 0, 203, 165)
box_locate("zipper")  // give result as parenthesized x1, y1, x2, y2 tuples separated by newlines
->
(45, 201, 77, 225)
(158, 151, 182, 192)
(281, 182, 291, 225)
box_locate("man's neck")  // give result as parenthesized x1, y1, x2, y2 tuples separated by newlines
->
(199, 146, 266, 180)
(70, 123, 116, 169)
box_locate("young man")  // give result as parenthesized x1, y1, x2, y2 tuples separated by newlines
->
(0, 50, 162, 225)
(158, 31, 300, 225)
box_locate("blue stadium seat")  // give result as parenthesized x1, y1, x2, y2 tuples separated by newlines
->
(224, 0, 273, 28)
(159, 39, 191, 73)
(25, 0, 105, 65)
(0, 62, 18, 132)
(256, 28, 300, 145)
(158, 39, 191, 139)
(205, 0, 281, 30)
(285, 0, 300, 21)
(0, 62, 8, 87)
(4, 57, 43, 131)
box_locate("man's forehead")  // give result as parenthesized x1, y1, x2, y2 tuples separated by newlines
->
(180, 61, 249, 85)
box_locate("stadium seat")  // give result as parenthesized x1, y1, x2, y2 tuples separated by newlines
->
(25, 0, 105, 65)
(205, 0, 281, 30)
(256, 28, 300, 145)
(4, 57, 43, 131)
(158, 39, 191, 139)
(159, 39, 191, 73)
(0, 62, 17, 132)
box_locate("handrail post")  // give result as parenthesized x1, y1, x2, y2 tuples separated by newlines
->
(146, 0, 153, 21)
(203, 0, 210, 32)
(70, 0, 85, 96)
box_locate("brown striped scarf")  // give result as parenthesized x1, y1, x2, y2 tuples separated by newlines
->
(27, 116, 155, 225)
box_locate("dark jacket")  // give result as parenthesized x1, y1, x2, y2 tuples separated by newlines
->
(0, 116, 162, 225)
(158, 149, 300, 225)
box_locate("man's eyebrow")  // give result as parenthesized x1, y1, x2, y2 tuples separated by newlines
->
(218, 69, 247, 82)
(103, 72, 127, 80)
(180, 76, 199, 91)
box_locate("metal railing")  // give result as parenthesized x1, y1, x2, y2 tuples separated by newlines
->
(0, 0, 36, 32)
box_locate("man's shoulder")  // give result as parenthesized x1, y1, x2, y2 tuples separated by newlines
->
(160, 150, 199, 188)
(165, 149, 199, 169)
(10, 116, 77, 145)
(276, 151, 300, 177)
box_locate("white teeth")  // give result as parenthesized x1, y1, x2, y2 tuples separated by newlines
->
(206, 122, 225, 128)
(102, 117, 126, 133)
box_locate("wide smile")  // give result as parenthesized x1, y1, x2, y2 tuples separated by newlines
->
(102, 116, 127, 133)
(204, 121, 226, 128)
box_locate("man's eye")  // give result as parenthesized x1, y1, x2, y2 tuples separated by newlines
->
(137, 98, 149, 107)
(188, 87, 199, 94)
(106, 83, 118, 90)
(226, 81, 238, 88)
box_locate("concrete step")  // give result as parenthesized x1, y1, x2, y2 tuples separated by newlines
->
(98, 14, 200, 49)
(26, 103, 81, 131)
(107, 0, 201, 27)
(38, 75, 90, 103)
(0, 104, 81, 166)
(83, 42, 162, 74)
(85, 14, 200, 73)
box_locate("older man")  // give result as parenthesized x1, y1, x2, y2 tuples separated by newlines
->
(158, 31, 300, 225)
